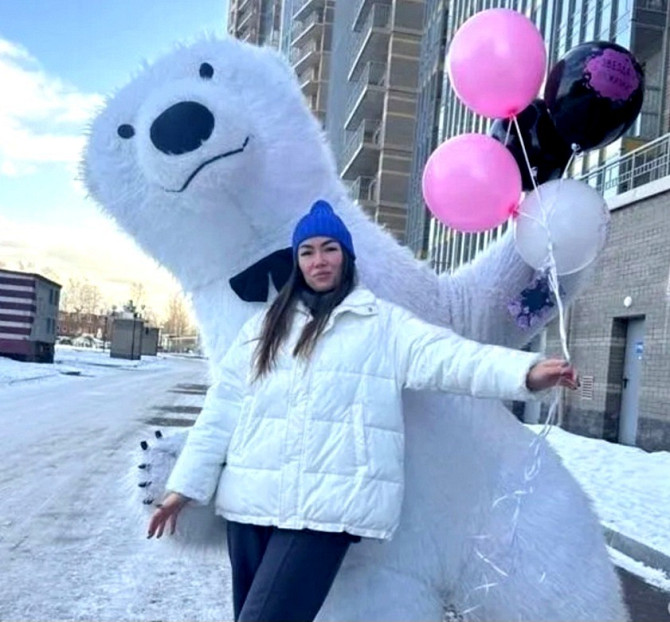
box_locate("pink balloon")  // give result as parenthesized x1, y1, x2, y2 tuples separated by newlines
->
(422, 134, 522, 233)
(447, 9, 547, 118)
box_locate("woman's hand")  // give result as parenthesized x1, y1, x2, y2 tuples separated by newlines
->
(147, 492, 189, 539)
(526, 358, 579, 392)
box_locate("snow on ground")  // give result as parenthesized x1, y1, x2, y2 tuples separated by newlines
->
(0, 356, 233, 621)
(608, 548, 670, 592)
(528, 424, 670, 560)
(1, 351, 668, 607)
(0, 345, 167, 386)
(2, 353, 668, 566)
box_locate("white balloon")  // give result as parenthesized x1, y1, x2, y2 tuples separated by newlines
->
(513, 179, 610, 275)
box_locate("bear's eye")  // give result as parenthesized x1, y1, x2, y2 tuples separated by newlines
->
(117, 124, 135, 139)
(199, 62, 214, 79)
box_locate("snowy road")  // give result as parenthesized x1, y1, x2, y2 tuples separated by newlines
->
(0, 354, 667, 621)
(0, 357, 233, 621)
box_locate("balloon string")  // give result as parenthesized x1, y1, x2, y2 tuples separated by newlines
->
(512, 116, 543, 199)
(511, 115, 571, 363)
(504, 118, 513, 148)
(464, 118, 577, 614)
(548, 265, 570, 362)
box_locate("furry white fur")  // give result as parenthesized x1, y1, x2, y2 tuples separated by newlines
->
(128, 429, 226, 549)
(84, 37, 627, 621)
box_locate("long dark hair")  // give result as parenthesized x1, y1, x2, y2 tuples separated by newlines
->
(252, 250, 357, 380)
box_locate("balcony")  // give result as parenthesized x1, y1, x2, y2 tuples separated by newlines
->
(637, 0, 666, 10)
(348, 175, 378, 206)
(345, 61, 387, 131)
(240, 29, 258, 43)
(299, 67, 320, 96)
(352, 0, 390, 31)
(634, 84, 662, 139)
(340, 120, 382, 180)
(348, 4, 392, 81)
(293, 0, 325, 22)
(237, 6, 256, 32)
(291, 40, 320, 74)
(577, 132, 670, 199)
(292, 10, 324, 48)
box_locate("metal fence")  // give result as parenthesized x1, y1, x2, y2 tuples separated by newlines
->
(349, 175, 377, 202)
(350, 4, 391, 67)
(577, 133, 670, 198)
(345, 61, 386, 116)
(290, 39, 318, 64)
(341, 120, 381, 169)
(292, 9, 323, 39)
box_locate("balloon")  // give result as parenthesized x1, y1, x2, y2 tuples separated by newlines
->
(447, 9, 547, 118)
(489, 99, 574, 191)
(544, 41, 644, 151)
(514, 179, 610, 275)
(422, 133, 522, 233)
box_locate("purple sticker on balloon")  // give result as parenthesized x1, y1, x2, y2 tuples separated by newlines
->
(585, 49, 640, 102)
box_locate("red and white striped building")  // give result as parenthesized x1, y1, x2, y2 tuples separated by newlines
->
(0, 269, 61, 363)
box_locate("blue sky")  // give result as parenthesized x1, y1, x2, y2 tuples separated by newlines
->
(0, 1, 228, 316)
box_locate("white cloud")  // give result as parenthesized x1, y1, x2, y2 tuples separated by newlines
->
(0, 38, 104, 176)
(0, 214, 185, 321)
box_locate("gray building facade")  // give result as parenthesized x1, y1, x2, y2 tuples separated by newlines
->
(0, 269, 61, 364)
(326, 0, 425, 240)
(228, 0, 282, 46)
(290, 0, 335, 124)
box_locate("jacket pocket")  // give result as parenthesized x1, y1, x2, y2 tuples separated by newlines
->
(352, 404, 368, 468)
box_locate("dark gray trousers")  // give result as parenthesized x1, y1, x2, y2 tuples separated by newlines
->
(226, 521, 356, 622)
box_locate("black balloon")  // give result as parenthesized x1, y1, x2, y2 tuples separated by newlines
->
(489, 99, 573, 191)
(544, 41, 645, 151)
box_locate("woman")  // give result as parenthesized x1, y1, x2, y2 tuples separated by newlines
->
(148, 200, 578, 622)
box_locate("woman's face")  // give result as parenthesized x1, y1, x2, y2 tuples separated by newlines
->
(297, 236, 344, 292)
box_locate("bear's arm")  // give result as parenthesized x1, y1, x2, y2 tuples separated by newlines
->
(437, 230, 597, 349)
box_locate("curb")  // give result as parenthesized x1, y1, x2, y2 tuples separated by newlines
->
(5, 373, 60, 385)
(604, 526, 670, 575)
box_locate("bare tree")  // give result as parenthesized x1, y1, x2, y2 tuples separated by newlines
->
(16, 260, 37, 273)
(0, 260, 61, 284)
(142, 306, 159, 327)
(62, 278, 104, 314)
(163, 292, 192, 336)
(130, 282, 146, 309)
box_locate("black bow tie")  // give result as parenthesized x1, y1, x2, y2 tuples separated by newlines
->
(229, 247, 294, 302)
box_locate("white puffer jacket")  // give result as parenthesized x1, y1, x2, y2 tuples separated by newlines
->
(166, 287, 542, 540)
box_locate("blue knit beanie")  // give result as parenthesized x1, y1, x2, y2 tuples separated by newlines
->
(292, 200, 355, 259)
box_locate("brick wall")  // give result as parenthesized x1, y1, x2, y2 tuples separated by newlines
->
(546, 188, 670, 451)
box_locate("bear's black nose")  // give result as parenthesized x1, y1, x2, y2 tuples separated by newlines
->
(150, 101, 214, 155)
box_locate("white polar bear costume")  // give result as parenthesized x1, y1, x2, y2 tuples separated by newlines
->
(83, 37, 627, 621)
